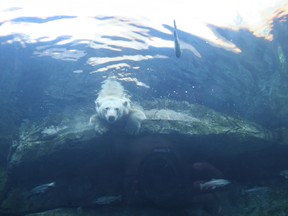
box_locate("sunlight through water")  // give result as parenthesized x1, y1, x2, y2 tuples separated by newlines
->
(0, 0, 287, 77)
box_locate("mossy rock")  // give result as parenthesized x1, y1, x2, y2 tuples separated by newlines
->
(8, 99, 275, 171)
(3, 100, 278, 215)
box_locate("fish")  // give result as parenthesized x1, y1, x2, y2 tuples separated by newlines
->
(29, 182, 56, 195)
(173, 19, 181, 58)
(200, 179, 230, 190)
(241, 187, 271, 195)
(280, 170, 288, 179)
(93, 195, 122, 205)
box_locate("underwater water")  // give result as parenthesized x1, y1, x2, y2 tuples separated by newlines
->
(0, 1, 288, 215)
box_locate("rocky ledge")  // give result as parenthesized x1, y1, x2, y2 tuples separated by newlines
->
(8, 100, 275, 169)
(1, 100, 278, 215)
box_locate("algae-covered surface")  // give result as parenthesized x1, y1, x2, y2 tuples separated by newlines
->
(0, 99, 282, 215)
(7, 99, 275, 170)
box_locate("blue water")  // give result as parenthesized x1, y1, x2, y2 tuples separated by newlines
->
(0, 4, 288, 216)
(1, 15, 287, 128)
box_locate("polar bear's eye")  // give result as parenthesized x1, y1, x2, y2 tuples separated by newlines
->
(115, 108, 119, 111)
(105, 107, 109, 110)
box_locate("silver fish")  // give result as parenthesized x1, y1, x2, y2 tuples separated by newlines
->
(93, 195, 121, 205)
(173, 19, 181, 58)
(30, 182, 55, 195)
(200, 179, 230, 190)
(280, 170, 288, 179)
(242, 187, 271, 195)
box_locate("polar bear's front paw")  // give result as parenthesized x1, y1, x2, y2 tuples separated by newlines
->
(89, 114, 109, 135)
(125, 118, 141, 135)
(125, 110, 146, 135)
(95, 125, 108, 135)
(89, 114, 98, 126)
(125, 124, 140, 135)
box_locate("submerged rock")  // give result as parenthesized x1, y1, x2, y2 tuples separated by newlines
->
(8, 100, 274, 169)
(2, 99, 277, 214)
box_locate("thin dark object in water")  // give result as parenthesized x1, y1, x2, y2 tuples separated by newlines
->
(173, 19, 181, 58)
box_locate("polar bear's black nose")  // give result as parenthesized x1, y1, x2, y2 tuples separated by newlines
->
(108, 116, 116, 122)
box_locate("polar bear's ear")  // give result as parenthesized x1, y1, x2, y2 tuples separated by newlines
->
(123, 101, 129, 107)
(95, 100, 100, 108)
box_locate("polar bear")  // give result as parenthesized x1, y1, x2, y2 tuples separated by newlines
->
(89, 79, 146, 135)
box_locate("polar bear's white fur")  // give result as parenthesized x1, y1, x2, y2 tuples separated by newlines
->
(89, 79, 146, 135)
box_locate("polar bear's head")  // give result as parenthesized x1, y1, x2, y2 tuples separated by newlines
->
(96, 97, 130, 124)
